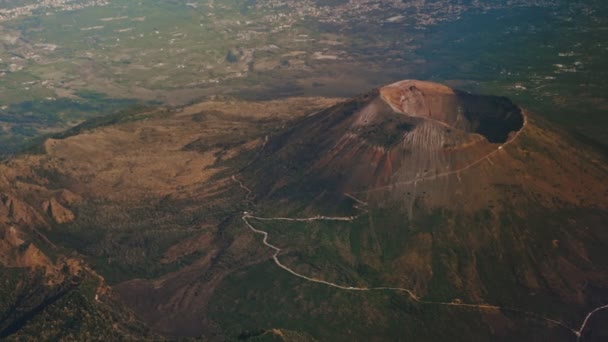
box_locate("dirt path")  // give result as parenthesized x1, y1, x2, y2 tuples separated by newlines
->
(232, 111, 605, 340)
(231, 175, 253, 199)
(575, 304, 608, 341)
(241, 207, 578, 336)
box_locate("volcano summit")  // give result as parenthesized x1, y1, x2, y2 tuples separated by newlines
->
(248, 80, 533, 199)
(379, 80, 524, 142)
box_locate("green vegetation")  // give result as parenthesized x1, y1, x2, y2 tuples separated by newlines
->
(412, 4, 608, 143)
(46, 199, 237, 284)
(234, 195, 608, 340)
(0, 93, 143, 156)
(1, 0, 607, 157)
(208, 250, 565, 341)
(17, 103, 155, 156)
(0, 268, 150, 341)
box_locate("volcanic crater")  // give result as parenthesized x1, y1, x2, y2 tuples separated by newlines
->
(249, 80, 529, 201)
(379, 80, 525, 144)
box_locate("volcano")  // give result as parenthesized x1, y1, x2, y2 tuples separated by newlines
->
(246, 80, 604, 209)
(248, 80, 525, 197)
(0, 81, 607, 341)
(238, 80, 608, 341)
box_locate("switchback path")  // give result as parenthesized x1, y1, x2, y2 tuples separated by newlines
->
(232, 110, 606, 340)
(241, 210, 578, 337)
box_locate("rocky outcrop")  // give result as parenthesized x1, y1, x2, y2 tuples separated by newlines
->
(42, 197, 75, 224)
(0, 193, 47, 228)
(0, 225, 52, 273)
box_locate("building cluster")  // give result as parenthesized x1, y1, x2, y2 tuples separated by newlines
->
(0, 0, 109, 23)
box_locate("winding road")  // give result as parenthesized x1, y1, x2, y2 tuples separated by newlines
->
(241, 210, 579, 337)
(576, 304, 608, 341)
(233, 110, 606, 340)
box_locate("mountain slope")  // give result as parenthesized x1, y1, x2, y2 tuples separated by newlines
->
(234, 80, 608, 341)
(0, 84, 606, 341)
